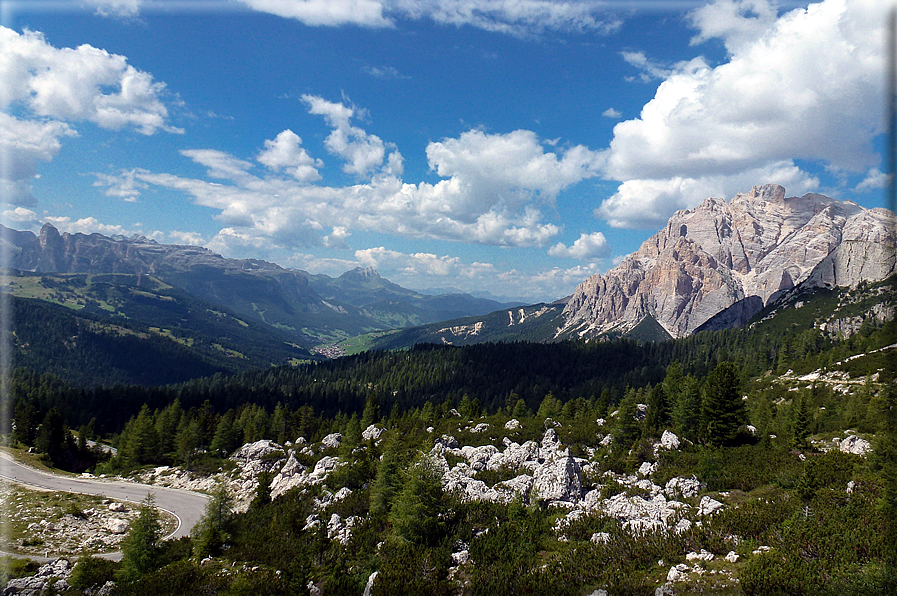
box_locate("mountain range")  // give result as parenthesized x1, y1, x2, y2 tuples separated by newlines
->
(2, 184, 894, 370)
(372, 185, 896, 348)
(0, 223, 518, 348)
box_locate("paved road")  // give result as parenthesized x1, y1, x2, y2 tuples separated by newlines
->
(0, 452, 209, 561)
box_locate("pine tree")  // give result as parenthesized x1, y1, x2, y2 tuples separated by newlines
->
(389, 454, 445, 546)
(118, 494, 162, 582)
(193, 483, 234, 558)
(791, 393, 811, 449)
(701, 362, 747, 447)
(361, 394, 380, 428)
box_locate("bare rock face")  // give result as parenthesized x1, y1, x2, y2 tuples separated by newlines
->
(560, 185, 896, 339)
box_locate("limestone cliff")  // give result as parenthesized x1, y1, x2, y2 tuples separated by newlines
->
(560, 184, 896, 339)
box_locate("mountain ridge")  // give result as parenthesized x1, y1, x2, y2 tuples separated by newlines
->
(1, 223, 514, 346)
(559, 184, 896, 340)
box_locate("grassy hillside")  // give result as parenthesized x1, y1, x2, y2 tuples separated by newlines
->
(4, 270, 317, 386)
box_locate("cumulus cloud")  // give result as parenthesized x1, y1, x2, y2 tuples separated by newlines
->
(602, 107, 622, 118)
(93, 169, 148, 202)
(595, 0, 886, 229)
(168, 230, 207, 246)
(257, 130, 323, 183)
(0, 27, 179, 134)
(425, 128, 603, 217)
(0, 207, 39, 225)
(0, 26, 178, 209)
(236, 0, 620, 35)
(117, 96, 600, 253)
(44, 215, 142, 237)
(856, 167, 891, 191)
(596, 161, 820, 229)
(0, 113, 76, 206)
(302, 94, 400, 177)
(548, 231, 610, 260)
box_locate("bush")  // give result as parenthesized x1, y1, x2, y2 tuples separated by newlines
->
(69, 556, 119, 589)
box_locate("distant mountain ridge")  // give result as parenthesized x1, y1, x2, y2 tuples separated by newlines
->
(0, 224, 514, 346)
(372, 184, 896, 349)
(560, 184, 896, 339)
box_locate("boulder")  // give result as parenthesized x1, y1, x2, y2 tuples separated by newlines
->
(320, 433, 342, 450)
(362, 424, 384, 442)
(840, 434, 872, 456)
(505, 418, 522, 430)
(231, 439, 283, 461)
(664, 476, 701, 499)
(698, 496, 724, 516)
(470, 423, 491, 434)
(532, 451, 581, 503)
(105, 519, 129, 534)
(659, 430, 680, 450)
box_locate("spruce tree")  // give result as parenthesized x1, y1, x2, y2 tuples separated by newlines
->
(118, 494, 162, 582)
(701, 362, 746, 447)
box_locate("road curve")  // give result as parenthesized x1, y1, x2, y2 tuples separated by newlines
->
(0, 452, 209, 560)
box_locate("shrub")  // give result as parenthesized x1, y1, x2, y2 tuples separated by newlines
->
(69, 556, 119, 589)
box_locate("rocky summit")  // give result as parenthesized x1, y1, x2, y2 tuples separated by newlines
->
(560, 184, 897, 339)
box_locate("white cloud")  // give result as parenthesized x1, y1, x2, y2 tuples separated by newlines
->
(856, 167, 891, 191)
(257, 130, 323, 183)
(620, 50, 672, 82)
(167, 230, 206, 246)
(237, 1, 620, 35)
(125, 95, 600, 252)
(596, 161, 820, 229)
(688, 0, 778, 53)
(237, 0, 392, 27)
(92, 169, 148, 202)
(84, 0, 142, 18)
(0, 207, 39, 225)
(596, 0, 887, 229)
(425, 128, 603, 216)
(0, 27, 179, 134)
(0, 26, 178, 209)
(602, 107, 622, 118)
(362, 65, 410, 79)
(0, 113, 76, 206)
(548, 231, 610, 260)
(302, 94, 400, 177)
(44, 215, 139, 237)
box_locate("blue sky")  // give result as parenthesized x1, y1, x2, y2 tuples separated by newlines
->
(0, 0, 891, 303)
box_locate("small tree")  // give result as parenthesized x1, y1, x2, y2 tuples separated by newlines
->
(389, 454, 446, 546)
(118, 493, 162, 582)
(701, 362, 747, 447)
(791, 393, 812, 449)
(193, 483, 234, 558)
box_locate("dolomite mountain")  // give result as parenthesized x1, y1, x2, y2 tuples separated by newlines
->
(560, 184, 897, 340)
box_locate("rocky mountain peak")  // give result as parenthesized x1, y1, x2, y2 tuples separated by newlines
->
(340, 266, 381, 282)
(560, 185, 896, 340)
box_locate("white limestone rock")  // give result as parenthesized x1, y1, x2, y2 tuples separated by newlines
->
(638, 462, 657, 478)
(362, 424, 384, 442)
(840, 434, 872, 456)
(320, 433, 343, 450)
(664, 476, 702, 499)
(470, 423, 491, 434)
(660, 430, 680, 450)
(698, 496, 724, 516)
(105, 519, 129, 534)
(532, 450, 581, 503)
(505, 418, 522, 430)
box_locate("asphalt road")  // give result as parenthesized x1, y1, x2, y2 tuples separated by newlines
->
(0, 452, 209, 561)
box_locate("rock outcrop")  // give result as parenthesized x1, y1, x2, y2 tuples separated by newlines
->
(560, 185, 896, 339)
